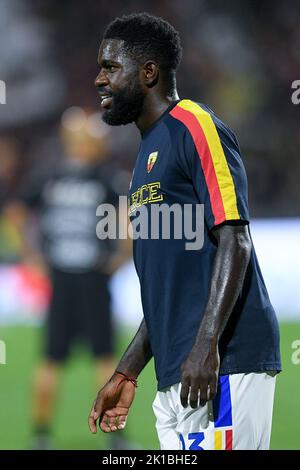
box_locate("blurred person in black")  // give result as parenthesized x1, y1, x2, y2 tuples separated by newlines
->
(5, 107, 130, 449)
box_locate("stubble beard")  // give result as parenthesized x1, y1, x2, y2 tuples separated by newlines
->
(102, 78, 145, 126)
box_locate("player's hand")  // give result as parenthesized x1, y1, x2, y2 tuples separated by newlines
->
(88, 373, 136, 433)
(180, 337, 220, 409)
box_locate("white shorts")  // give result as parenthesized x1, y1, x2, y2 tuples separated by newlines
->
(152, 372, 276, 450)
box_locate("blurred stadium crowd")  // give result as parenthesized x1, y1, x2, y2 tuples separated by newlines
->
(0, 0, 299, 225)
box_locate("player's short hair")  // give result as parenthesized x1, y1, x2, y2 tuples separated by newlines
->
(103, 13, 182, 90)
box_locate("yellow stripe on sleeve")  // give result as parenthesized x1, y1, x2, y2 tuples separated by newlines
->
(178, 99, 240, 220)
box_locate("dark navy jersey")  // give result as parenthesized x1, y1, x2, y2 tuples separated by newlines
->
(128, 99, 281, 391)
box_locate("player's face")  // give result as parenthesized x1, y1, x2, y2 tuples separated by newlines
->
(95, 39, 145, 125)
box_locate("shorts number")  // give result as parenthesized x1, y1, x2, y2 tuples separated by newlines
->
(179, 432, 204, 450)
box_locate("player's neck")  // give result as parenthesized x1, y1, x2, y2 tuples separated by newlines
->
(136, 91, 179, 135)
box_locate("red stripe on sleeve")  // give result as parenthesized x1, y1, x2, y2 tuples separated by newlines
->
(170, 105, 226, 225)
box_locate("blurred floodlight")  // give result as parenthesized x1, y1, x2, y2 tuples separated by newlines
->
(86, 113, 110, 139)
(61, 107, 110, 139)
(61, 106, 86, 131)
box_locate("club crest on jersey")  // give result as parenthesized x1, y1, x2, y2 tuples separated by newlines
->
(147, 151, 158, 173)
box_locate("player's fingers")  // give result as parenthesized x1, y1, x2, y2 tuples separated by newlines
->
(104, 408, 128, 431)
(189, 382, 200, 409)
(88, 410, 97, 433)
(107, 415, 118, 432)
(100, 413, 113, 433)
(88, 400, 99, 433)
(117, 415, 127, 430)
(94, 396, 104, 419)
(180, 378, 190, 408)
(199, 383, 208, 407)
(104, 407, 127, 417)
(208, 374, 218, 401)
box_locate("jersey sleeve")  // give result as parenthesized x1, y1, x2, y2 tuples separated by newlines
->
(170, 100, 250, 230)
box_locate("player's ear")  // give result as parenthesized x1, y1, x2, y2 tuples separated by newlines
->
(142, 61, 159, 88)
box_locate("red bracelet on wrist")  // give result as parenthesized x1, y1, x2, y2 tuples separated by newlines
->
(115, 371, 138, 388)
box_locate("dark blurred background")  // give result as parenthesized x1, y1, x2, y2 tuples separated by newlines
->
(0, 0, 299, 450)
(0, 0, 299, 217)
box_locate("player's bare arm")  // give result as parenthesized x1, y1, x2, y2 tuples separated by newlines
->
(88, 318, 152, 433)
(180, 224, 252, 409)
